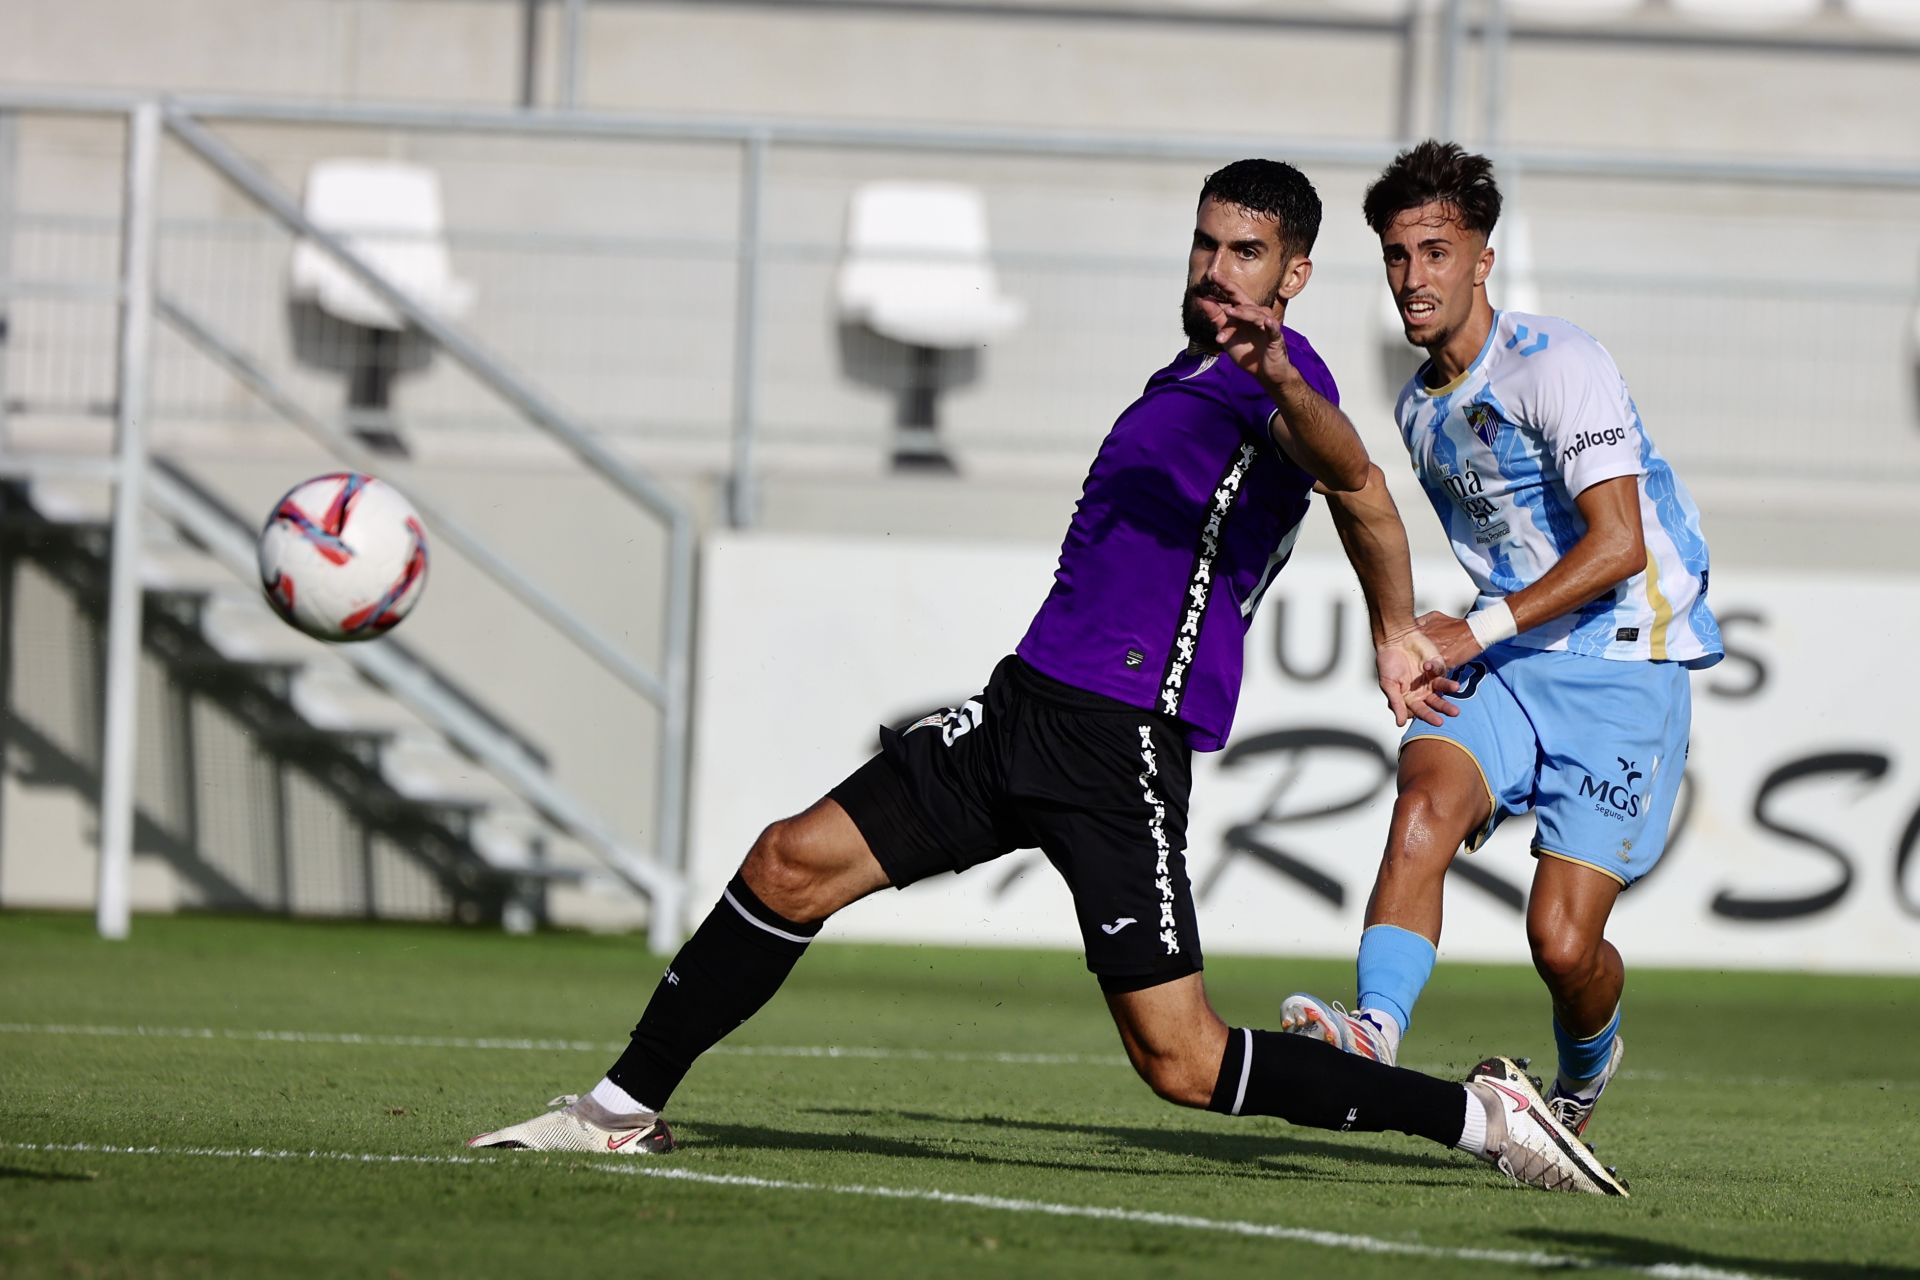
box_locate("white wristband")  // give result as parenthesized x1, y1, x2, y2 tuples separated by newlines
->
(1465, 600, 1517, 651)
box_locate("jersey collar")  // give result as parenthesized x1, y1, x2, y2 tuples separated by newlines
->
(1413, 310, 1503, 401)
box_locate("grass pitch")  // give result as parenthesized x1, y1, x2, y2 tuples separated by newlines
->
(2, 912, 1916, 1279)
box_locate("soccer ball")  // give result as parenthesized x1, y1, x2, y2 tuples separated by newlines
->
(257, 472, 429, 641)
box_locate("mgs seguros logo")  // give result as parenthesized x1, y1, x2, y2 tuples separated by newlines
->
(1580, 756, 1647, 820)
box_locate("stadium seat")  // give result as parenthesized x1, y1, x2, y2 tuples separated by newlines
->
(288, 159, 474, 331)
(1672, 0, 1821, 28)
(287, 160, 474, 455)
(1846, 0, 1920, 35)
(836, 182, 1025, 470)
(836, 182, 1024, 351)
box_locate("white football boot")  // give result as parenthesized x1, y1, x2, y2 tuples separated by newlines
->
(1464, 1056, 1629, 1197)
(1278, 993, 1397, 1065)
(467, 1094, 676, 1155)
(1546, 1035, 1626, 1137)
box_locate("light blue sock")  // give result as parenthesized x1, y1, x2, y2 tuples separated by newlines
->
(1554, 1006, 1622, 1084)
(1355, 924, 1437, 1035)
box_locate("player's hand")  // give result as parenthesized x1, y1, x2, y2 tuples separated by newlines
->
(1193, 277, 1296, 387)
(1377, 625, 1459, 727)
(1416, 610, 1482, 669)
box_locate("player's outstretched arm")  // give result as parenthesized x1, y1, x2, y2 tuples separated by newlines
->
(1323, 467, 1457, 727)
(1420, 475, 1647, 666)
(1194, 279, 1369, 492)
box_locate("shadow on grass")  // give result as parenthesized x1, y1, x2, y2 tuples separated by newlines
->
(0, 1164, 96, 1183)
(678, 1106, 1466, 1188)
(1521, 1230, 1920, 1280)
(860, 1106, 1460, 1170)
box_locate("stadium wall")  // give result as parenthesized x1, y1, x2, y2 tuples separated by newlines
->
(693, 534, 1920, 974)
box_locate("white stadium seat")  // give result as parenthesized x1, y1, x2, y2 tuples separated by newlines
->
(1672, 0, 1821, 28)
(835, 182, 1025, 350)
(288, 159, 475, 331)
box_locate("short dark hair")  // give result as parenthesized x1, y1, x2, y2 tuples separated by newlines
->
(1362, 140, 1502, 238)
(1199, 159, 1322, 259)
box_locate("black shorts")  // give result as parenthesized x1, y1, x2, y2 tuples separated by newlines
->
(829, 655, 1203, 992)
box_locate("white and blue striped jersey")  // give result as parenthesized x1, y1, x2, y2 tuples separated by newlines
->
(1396, 310, 1721, 668)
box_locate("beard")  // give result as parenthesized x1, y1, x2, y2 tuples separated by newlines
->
(1397, 294, 1452, 350)
(1181, 280, 1278, 351)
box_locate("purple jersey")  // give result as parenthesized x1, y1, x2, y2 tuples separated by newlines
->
(1016, 331, 1337, 751)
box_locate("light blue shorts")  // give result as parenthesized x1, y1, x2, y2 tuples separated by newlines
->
(1401, 643, 1691, 887)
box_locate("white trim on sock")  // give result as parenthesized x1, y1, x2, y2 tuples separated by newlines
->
(1455, 1088, 1488, 1156)
(590, 1076, 656, 1117)
(1231, 1027, 1254, 1116)
(722, 888, 816, 945)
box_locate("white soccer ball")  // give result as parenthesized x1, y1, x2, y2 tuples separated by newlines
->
(257, 472, 429, 641)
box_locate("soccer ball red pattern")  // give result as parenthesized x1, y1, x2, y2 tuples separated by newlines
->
(257, 472, 429, 641)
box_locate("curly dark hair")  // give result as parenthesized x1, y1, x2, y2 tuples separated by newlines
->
(1199, 158, 1323, 259)
(1362, 140, 1502, 237)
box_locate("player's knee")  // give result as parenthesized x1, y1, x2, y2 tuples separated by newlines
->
(741, 818, 839, 922)
(1528, 928, 1601, 988)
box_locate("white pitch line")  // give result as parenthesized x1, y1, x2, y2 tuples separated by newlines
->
(0, 1141, 1757, 1280)
(0, 1022, 1124, 1067)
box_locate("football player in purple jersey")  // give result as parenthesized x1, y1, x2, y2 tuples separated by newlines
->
(469, 160, 1626, 1197)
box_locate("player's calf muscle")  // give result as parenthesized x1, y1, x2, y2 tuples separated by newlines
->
(1108, 980, 1231, 1108)
(1125, 1039, 1226, 1108)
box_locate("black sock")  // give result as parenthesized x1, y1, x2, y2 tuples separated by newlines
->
(1206, 1027, 1466, 1148)
(604, 873, 821, 1110)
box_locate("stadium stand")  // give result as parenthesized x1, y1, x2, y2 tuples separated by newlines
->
(1, 0, 1916, 932)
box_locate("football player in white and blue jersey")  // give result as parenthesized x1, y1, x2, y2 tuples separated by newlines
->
(1280, 141, 1722, 1137)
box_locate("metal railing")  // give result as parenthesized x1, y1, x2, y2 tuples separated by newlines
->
(0, 95, 696, 949)
(7, 87, 1916, 501)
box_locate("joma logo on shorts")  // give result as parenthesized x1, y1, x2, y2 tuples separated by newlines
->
(1579, 757, 1644, 818)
